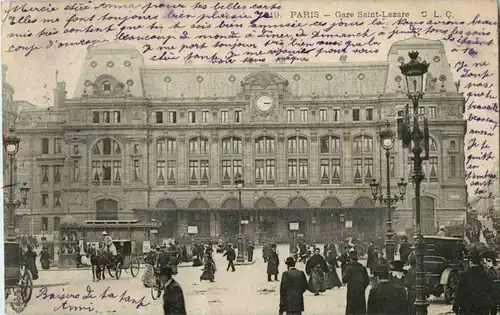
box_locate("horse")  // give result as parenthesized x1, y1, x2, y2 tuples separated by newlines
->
(86, 247, 105, 282)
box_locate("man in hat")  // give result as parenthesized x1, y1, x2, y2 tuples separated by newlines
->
(399, 236, 412, 263)
(436, 226, 446, 237)
(162, 265, 186, 315)
(453, 250, 494, 315)
(247, 240, 254, 262)
(367, 264, 409, 315)
(101, 231, 117, 259)
(279, 257, 308, 315)
(267, 244, 280, 281)
(156, 245, 170, 275)
(342, 250, 369, 315)
(223, 244, 236, 272)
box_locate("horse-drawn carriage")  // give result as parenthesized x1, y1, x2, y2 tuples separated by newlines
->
(87, 239, 140, 280)
(4, 241, 34, 304)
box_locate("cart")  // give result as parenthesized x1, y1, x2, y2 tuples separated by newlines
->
(4, 241, 33, 304)
(106, 240, 140, 279)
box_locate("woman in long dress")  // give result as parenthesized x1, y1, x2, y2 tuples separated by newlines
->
(324, 245, 342, 289)
(200, 247, 216, 282)
(305, 248, 329, 295)
(142, 250, 156, 287)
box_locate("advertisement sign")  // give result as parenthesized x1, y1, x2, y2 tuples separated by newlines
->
(188, 226, 198, 234)
(346, 221, 353, 228)
(289, 222, 299, 231)
(143, 241, 151, 253)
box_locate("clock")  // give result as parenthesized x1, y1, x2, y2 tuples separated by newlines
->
(256, 95, 274, 112)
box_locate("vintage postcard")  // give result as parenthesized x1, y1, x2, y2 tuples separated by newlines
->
(1, 0, 499, 314)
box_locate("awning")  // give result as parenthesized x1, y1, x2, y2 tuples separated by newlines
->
(132, 207, 385, 212)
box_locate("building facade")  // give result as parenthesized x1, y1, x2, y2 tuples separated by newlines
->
(13, 37, 467, 243)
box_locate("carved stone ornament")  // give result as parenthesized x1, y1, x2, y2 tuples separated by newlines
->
(343, 132, 350, 141)
(447, 104, 457, 116)
(278, 133, 285, 142)
(132, 108, 142, 120)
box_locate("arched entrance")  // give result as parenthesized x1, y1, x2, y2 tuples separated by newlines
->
(154, 199, 177, 238)
(287, 197, 310, 239)
(413, 196, 435, 235)
(255, 197, 277, 242)
(95, 199, 118, 220)
(319, 197, 343, 242)
(188, 199, 210, 238)
(353, 197, 378, 238)
(220, 198, 241, 238)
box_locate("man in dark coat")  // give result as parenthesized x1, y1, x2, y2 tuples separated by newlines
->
(453, 250, 494, 315)
(247, 241, 254, 262)
(262, 242, 270, 263)
(305, 248, 330, 295)
(267, 244, 280, 281)
(367, 264, 409, 315)
(399, 236, 412, 263)
(279, 257, 308, 315)
(366, 242, 377, 274)
(339, 246, 351, 277)
(342, 250, 369, 315)
(223, 244, 236, 272)
(162, 266, 186, 315)
(24, 245, 39, 280)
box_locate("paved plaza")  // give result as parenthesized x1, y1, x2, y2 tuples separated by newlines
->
(15, 245, 453, 315)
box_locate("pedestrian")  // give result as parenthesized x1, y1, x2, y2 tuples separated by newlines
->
(399, 236, 412, 263)
(305, 247, 329, 295)
(484, 258, 499, 315)
(267, 244, 280, 281)
(367, 264, 409, 315)
(453, 250, 494, 315)
(436, 227, 446, 237)
(40, 247, 50, 270)
(339, 246, 351, 277)
(142, 249, 156, 287)
(24, 245, 39, 280)
(247, 240, 254, 262)
(366, 242, 377, 275)
(200, 247, 216, 282)
(162, 266, 186, 315)
(342, 250, 369, 315)
(403, 255, 419, 315)
(279, 257, 308, 315)
(223, 244, 236, 272)
(324, 244, 342, 289)
(262, 242, 270, 263)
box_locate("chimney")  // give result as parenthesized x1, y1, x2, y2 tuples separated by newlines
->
(340, 55, 347, 63)
(2, 65, 7, 81)
(54, 81, 67, 107)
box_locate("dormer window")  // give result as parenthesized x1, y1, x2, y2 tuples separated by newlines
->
(101, 81, 112, 94)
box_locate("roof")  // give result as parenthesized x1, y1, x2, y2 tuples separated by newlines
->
(86, 40, 143, 60)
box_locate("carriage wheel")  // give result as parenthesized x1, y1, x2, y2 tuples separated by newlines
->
(130, 257, 140, 277)
(115, 263, 122, 279)
(108, 265, 116, 278)
(20, 270, 33, 304)
(444, 271, 458, 304)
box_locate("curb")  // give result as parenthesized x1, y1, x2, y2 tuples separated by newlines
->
(43, 263, 195, 271)
(33, 282, 69, 288)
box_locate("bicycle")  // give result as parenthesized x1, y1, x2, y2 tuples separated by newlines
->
(150, 268, 163, 300)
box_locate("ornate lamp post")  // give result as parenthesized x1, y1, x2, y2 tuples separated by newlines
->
(150, 219, 158, 247)
(235, 174, 245, 263)
(311, 215, 316, 242)
(370, 123, 407, 262)
(4, 133, 30, 239)
(339, 213, 345, 241)
(399, 51, 430, 315)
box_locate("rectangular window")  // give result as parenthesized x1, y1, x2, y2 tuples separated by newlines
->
(255, 159, 264, 184)
(233, 160, 242, 178)
(157, 140, 165, 155)
(72, 160, 80, 181)
(53, 166, 61, 183)
(92, 111, 100, 123)
(103, 111, 110, 123)
(320, 137, 329, 153)
(298, 138, 308, 153)
(222, 160, 232, 185)
(364, 137, 373, 152)
(41, 138, 49, 154)
(92, 161, 100, 182)
(353, 158, 362, 183)
(352, 109, 360, 121)
(167, 161, 176, 185)
(365, 108, 373, 121)
(201, 110, 209, 123)
(168, 111, 177, 124)
(72, 144, 79, 155)
(200, 160, 209, 185)
(288, 159, 297, 184)
(188, 111, 196, 123)
(333, 108, 340, 122)
(133, 160, 140, 181)
(332, 159, 341, 183)
(364, 158, 373, 180)
(54, 216, 60, 231)
(54, 138, 62, 154)
(265, 160, 275, 183)
(389, 156, 395, 178)
(331, 137, 340, 153)
(156, 161, 165, 183)
(429, 106, 436, 119)
(287, 109, 294, 122)
(113, 111, 121, 123)
(222, 138, 231, 154)
(189, 161, 198, 184)
(299, 159, 308, 184)
(266, 138, 275, 154)
(221, 110, 229, 123)
(54, 192, 61, 207)
(42, 216, 48, 230)
(166, 139, 176, 155)
(235, 110, 242, 123)
(418, 107, 426, 115)
(449, 140, 457, 151)
(300, 109, 308, 122)
(233, 138, 241, 154)
(320, 159, 330, 184)
(352, 138, 362, 153)
(319, 109, 328, 122)
(41, 194, 49, 207)
(449, 155, 457, 178)
(41, 165, 49, 183)
(102, 161, 112, 182)
(133, 143, 140, 154)
(429, 157, 438, 181)
(156, 111, 163, 124)
(287, 138, 297, 154)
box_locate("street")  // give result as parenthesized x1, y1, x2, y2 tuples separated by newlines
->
(19, 245, 453, 315)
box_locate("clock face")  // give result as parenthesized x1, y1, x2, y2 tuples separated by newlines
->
(256, 95, 273, 112)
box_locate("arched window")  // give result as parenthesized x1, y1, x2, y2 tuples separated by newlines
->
(320, 136, 342, 184)
(254, 136, 275, 185)
(407, 138, 439, 182)
(156, 137, 177, 186)
(188, 137, 210, 186)
(91, 138, 122, 186)
(352, 135, 374, 184)
(221, 137, 243, 186)
(287, 135, 309, 184)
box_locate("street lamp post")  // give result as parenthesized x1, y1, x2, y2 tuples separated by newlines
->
(4, 132, 30, 239)
(339, 213, 345, 241)
(399, 51, 430, 315)
(311, 215, 316, 242)
(369, 122, 408, 262)
(235, 174, 245, 263)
